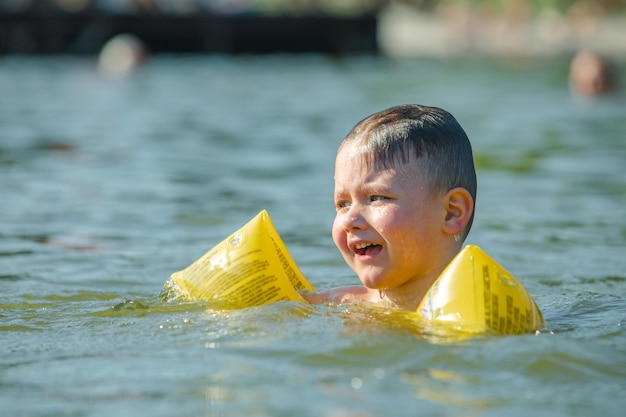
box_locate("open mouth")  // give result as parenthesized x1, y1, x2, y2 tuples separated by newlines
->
(354, 242, 382, 256)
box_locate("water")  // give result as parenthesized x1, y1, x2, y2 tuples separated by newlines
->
(1, 54, 625, 417)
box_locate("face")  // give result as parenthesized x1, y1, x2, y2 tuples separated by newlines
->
(332, 142, 451, 291)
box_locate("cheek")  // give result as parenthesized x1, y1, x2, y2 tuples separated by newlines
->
(377, 207, 424, 244)
(331, 217, 347, 249)
(373, 206, 405, 235)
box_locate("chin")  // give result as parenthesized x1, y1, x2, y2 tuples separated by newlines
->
(355, 265, 390, 289)
(359, 275, 385, 290)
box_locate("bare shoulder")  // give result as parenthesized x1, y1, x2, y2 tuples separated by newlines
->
(300, 286, 379, 304)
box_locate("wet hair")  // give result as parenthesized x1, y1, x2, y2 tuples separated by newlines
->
(341, 104, 477, 239)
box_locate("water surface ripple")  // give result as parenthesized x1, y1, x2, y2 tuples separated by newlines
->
(1, 55, 625, 417)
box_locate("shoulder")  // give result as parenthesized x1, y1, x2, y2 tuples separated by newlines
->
(300, 285, 379, 304)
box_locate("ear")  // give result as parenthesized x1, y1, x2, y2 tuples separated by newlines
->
(442, 187, 474, 236)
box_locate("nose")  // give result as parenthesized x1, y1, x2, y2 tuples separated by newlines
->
(340, 204, 367, 231)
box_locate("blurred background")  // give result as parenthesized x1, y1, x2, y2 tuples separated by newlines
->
(1, 1, 625, 417)
(1, 0, 625, 57)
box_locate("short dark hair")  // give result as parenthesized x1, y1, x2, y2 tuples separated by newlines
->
(341, 104, 477, 239)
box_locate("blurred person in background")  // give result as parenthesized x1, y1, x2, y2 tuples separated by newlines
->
(569, 49, 618, 97)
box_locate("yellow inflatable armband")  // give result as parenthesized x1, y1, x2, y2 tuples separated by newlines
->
(417, 244, 545, 335)
(166, 210, 315, 307)
(166, 210, 544, 336)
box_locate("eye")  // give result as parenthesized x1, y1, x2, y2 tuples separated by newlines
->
(371, 195, 388, 202)
(335, 200, 351, 210)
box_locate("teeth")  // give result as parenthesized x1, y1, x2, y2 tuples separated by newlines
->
(355, 243, 372, 250)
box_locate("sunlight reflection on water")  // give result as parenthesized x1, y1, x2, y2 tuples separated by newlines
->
(1, 55, 625, 417)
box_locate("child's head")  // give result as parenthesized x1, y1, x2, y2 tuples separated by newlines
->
(332, 104, 476, 293)
(340, 104, 476, 238)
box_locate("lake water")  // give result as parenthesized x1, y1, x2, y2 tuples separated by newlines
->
(1, 54, 625, 417)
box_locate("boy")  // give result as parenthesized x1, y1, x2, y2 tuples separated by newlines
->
(301, 104, 476, 311)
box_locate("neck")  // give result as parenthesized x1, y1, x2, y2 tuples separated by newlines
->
(379, 248, 459, 311)
(378, 274, 438, 311)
